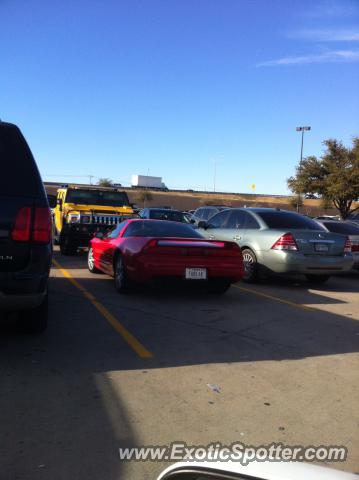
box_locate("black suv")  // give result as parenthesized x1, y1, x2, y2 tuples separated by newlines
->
(0, 122, 52, 332)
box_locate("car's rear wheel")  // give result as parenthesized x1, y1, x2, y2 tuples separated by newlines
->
(242, 248, 258, 283)
(17, 293, 48, 334)
(114, 255, 133, 293)
(305, 274, 330, 284)
(88, 247, 102, 273)
(59, 234, 77, 256)
(207, 279, 231, 294)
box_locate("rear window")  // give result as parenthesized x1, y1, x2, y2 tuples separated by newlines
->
(257, 211, 324, 230)
(123, 220, 203, 238)
(149, 210, 187, 222)
(322, 222, 359, 235)
(0, 124, 42, 196)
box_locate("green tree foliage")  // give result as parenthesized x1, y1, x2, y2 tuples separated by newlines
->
(97, 178, 113, 187)
(288, 137, 359, 219)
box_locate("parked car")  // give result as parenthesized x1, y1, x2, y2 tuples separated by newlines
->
(197, 208, 354, 283)
(347, 211, 359, 225)
(139, 208, 191, 223)
(191, 205, 230, 225)
(0, 121, 52, 332)
(88, 219, 244, 294)
(315, 219, 359, 269)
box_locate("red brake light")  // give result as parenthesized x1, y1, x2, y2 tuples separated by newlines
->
(33, 208, 51, 244)
(344, 237, 352, 253)
(271, 233, 298, 251)
(11, 207, 31, 242)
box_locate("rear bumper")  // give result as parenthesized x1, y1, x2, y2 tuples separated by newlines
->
(0, 246, 51, 312)
(259, 250, 354, 274)
(128, 255, 244, 283)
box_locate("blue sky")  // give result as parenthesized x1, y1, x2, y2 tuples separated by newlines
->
(1, 0, 358, 194)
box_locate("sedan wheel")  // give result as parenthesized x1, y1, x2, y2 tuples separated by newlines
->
(242, 248, 258, 283)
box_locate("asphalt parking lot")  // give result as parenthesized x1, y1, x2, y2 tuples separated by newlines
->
(1, 247, 359, 480)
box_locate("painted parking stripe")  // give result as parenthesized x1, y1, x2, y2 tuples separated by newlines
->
(233, 284, 314, 312)
(52, 258, 153, 358)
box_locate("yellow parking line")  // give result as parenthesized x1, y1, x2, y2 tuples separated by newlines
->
(233, 284, 314, 312)
(52, 258, 153, 358)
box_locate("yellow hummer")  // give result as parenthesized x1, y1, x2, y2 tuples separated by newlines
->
(53, 185, 134, 255)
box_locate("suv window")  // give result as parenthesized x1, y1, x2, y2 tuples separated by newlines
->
(0, 124, 42, 197)
(207, 210, 231, 228)
(203, 208, 218, 220)
(257, 211, 324, 230)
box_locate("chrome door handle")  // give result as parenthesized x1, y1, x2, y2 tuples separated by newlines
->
(208, 235, 215, 240)
(233, 235, 241, 241)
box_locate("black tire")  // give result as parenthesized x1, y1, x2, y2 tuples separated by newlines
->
(17, 293, 48, 334)
(59, 234, 77, 256)
(305, 274, 330, 285)
(52, 223, 59, 245)
(114, 255, 133, 293)
(207, 279, 231, 294)
(242, 248, 259, 283)
(87, 247, 102, 274)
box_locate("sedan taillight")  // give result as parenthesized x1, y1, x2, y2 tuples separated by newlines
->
(344, 237, 352, 253)
(271, 233, 298, 251)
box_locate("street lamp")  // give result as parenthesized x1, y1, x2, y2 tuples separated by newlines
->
(295, 126, 311, 212)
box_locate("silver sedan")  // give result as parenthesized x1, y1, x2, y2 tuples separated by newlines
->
(198, 208, 354, 283)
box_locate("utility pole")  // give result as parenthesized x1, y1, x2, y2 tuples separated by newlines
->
(295, 126, 311, 212)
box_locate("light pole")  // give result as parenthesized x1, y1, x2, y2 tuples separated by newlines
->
(295, 126, 311, 212)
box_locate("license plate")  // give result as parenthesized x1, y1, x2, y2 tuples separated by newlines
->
(185, 268, 207, 280)
(314, 243, 329, 252)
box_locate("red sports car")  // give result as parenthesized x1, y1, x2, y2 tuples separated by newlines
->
(88, 219, 244, 294)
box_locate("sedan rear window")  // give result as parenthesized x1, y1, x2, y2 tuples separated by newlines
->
(322, 222, 359, 235)
(257, 211, 324, 230)
(123, 221, 203, 238)
(0, 124, 42, 197)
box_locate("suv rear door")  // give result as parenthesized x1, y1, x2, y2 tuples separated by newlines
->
(0, 123, 47, 272)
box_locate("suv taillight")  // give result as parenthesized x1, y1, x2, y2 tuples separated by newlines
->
(11, 207, 32, 242)
(344, 237, 352, 253)
(33, 208, 52, 244)
(12, 207, 51, 244)
(271, 233, 298, 251)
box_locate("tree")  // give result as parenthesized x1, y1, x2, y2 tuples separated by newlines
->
(288, 195, 303, 211)
(136, 190, 153, 207)
(288, 137, 359, 219)
(97, 178, 113, 187)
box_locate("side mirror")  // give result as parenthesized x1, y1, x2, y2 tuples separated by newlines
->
(198, 220, 208, 229)
(94, 232, 104, 239)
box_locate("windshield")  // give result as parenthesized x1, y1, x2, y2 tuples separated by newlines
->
(65, 189, 129, 206)
(256, 211, 325, 230)
(124, 220, 203, 238)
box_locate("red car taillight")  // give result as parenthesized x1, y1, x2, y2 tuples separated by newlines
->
(351, 242, 359, 252)
(344, 237, 352, 253)
(271, 233, 298, 251)
(11, 207, 32, 242)
(11, 207, 51, 244)
(33, 207, 52, 244)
